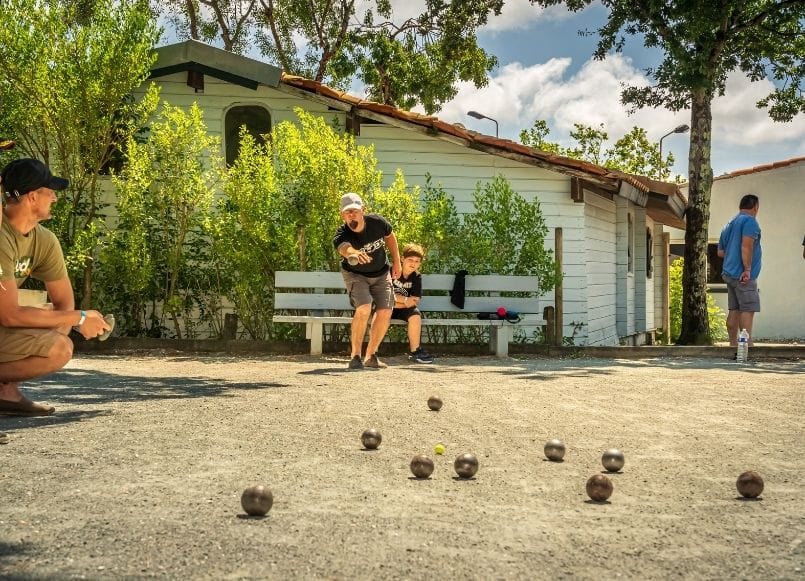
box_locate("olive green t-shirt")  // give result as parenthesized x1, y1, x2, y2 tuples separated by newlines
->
(0, 220, 67, 286)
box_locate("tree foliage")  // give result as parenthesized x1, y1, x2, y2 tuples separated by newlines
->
(668, 258, 726, 344)
(520, 120, 673, 178)
(157, 0, 503, 113)
(531, 0, 804, 344)
(101, 103, 223, 339)
(0, 0, 160, 306)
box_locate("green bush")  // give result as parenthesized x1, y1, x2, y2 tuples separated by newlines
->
(669, 258, 727, 343)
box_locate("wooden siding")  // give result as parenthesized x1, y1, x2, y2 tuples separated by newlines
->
(584, 194, 618, 345)
(615, 198, 636, 338)
(653, 225, 668, 332)
(633, 206, 647, 333)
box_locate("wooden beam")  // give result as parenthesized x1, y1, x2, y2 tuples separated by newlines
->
(570, 177, 584, 202)
(346, 112, 361, 136)
(618, 181, 649, 207)
(580, 179, 616, 200)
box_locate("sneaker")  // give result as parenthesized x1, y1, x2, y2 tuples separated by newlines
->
(409, 348, 434, 364)
(348, 355, 364, 370)
(364, 354, 387, 369)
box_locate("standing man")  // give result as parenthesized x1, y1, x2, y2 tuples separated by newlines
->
(717, 194, 762, 349)
(333, 192, 401, 370)
(0, 158, 110, 417)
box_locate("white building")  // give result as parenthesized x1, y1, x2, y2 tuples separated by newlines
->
(670, 157, 805, 341)
(143, 40, 688, 346)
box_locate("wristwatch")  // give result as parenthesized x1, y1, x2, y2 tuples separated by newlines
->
(74, 310, 87, 330)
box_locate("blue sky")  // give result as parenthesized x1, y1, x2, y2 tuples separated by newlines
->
(423, 1, 804, 178)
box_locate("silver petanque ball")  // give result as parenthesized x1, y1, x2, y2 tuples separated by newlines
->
(454, 453, 479, 479)
(601, 448, 625, 472)
(240, 485, 273, 516)
(544, 439, 566, 462)
(410, 455, 435, 479)
(347, 254, 360, 266)
(361, 428, 382, 450)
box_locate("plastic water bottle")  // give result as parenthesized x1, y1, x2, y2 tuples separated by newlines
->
(736, 328, 749, 364)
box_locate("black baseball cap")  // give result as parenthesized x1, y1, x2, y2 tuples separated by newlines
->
(1, 158, 69, 199)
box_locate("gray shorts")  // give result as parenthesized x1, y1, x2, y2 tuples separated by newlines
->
(723, 275, 760, 312)
(341, 270, 394, 310)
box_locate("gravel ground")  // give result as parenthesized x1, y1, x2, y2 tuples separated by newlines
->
(1, 353, 804, 580)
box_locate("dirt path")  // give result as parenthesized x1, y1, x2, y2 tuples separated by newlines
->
(1, 354, 804, 580)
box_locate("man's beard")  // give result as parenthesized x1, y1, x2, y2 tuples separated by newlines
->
(349, 220, 358, 229)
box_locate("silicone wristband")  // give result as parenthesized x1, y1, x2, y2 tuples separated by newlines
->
(77, 310, 87, 327)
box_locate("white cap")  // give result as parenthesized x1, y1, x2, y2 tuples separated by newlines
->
(340, 192, 363, 211)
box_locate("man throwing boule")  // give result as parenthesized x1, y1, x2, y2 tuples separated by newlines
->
(333, 193, 401, 370)
(0, 158, 110, 417)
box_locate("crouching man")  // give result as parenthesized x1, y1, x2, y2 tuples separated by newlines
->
(0, 158, 110, 416)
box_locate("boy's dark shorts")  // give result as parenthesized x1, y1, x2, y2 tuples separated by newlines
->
(391, 306, 421, 321)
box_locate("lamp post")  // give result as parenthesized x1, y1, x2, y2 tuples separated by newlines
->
(658, 124, 690, 178)
(467, 110, 499, 137)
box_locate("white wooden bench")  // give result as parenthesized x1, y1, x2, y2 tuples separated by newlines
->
(272, 271, 546, 357)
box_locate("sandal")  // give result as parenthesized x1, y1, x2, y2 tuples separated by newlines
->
(0, 395, 55, 416)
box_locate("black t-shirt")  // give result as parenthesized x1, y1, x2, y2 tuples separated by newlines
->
(333, 213, 392, 276)
(393, 270, 422, 299)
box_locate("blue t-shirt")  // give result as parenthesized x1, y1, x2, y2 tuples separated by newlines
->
(718, 212, 761, 279)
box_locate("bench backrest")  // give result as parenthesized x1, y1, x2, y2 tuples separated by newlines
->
(274, 271, 541, 314)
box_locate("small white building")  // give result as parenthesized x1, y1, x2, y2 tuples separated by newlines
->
(670, 157, 805, 341)
(144, 40, 688, 346)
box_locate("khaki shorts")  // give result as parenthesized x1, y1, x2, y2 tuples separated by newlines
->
(0, 326, 62, 363)
(341, 269, 394, 310)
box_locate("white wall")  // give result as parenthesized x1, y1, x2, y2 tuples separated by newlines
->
(583, 193, 618, 345)
(674, 160, 805, 340)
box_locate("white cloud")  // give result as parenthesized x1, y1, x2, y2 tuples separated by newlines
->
(438, 54, 683, 143)
(435, 54, 805, 174)
(712, 73, 805, 146)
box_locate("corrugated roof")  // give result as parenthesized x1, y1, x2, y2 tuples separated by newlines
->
(714, 156, 805, 181)
(282, 74, 687, 228)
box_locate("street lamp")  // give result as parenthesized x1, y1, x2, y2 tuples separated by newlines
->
(658, 123, 690, 169)
(467, 110, 499, 138)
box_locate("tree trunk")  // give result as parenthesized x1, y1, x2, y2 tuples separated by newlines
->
(677, 88, 713, 345)
(81, 262, 92, 310)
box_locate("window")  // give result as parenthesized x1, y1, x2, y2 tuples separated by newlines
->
(225, 105, 271, 165)
(668, 243, 724, 284)
(706, 243, 725, 284)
